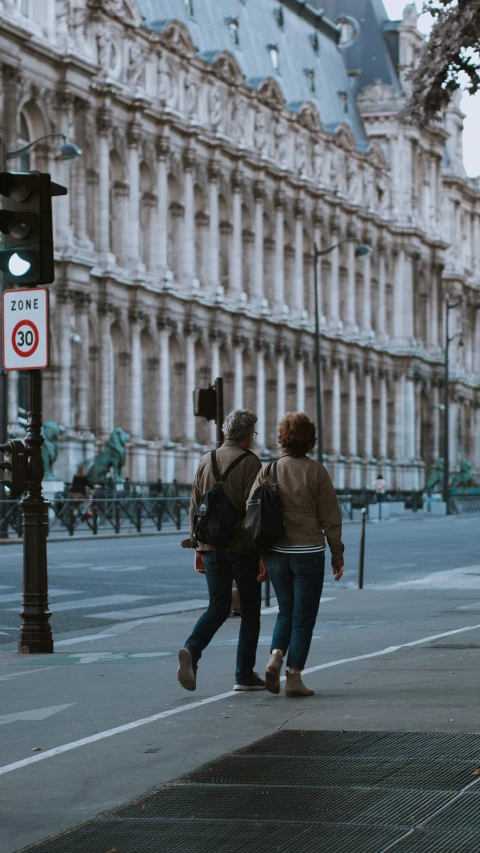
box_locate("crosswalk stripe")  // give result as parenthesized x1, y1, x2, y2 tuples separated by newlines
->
(86, 599, 209, 621)
(0, 588, 84, 604)
(6, 594, 153, 613)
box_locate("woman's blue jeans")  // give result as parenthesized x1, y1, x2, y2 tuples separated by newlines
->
(264, 551, 325, 670)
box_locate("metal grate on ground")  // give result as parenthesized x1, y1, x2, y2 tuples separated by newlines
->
(18, 730, 480, 853)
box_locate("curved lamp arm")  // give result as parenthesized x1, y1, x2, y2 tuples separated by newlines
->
(6, 133, 68, 160)
(314, 238, 372, 260)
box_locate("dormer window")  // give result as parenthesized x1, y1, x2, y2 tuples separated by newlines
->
(184, 0, 194, 16)
(310, 32, 319, 54)
(304, 68, 315, 92)
(337, 90, 348, 113)
(19, 0, 30, 14)
(274, 6, 284, 30)
(335, 15, 360, 48)
(268, 44, 279, 72)
(228, 18, 240, 46)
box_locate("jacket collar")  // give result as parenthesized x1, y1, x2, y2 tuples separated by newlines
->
(222, 439, 245, 448)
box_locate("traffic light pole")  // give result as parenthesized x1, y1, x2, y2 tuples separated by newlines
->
(18, 368, 52, 653)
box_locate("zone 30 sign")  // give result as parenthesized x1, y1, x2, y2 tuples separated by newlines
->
(2, 287, 49, 370)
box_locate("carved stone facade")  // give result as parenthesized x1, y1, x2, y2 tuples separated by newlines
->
(0, 0, 479, 487)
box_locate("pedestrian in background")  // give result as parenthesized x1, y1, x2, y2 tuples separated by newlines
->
(177, 410, 265, 693)
(250, 412, 344, 698)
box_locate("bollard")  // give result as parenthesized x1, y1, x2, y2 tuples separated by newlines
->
(358, 507, 367, 589)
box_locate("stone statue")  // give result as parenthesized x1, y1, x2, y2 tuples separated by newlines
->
(209, 87, 222, 130)
(254, 109, 268, 156)
(87, 427, 130, 485)
(126, 41, 145, 88)
(41, 421, 64, 481)
(425, 458, 444, 493)
(231, 94, 246, 143)
(451, 460, 475, 489)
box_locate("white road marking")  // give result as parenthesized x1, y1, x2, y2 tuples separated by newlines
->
(86, 599, 209, 620)
(67, 652, 171, 664)
(0, 704, 75, 727)
(383, 563, 415, 570)
(0, 585, 15, 590)
(0, 667, 55, 681)
(0, 588, 84, 604)
(1, 621, 480, 777)
(6, 594, 153, 613)
(88, 565, 147, 573)
(376, 565, 480, 590)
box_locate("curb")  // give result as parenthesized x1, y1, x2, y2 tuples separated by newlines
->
(0, 529, 190, 545)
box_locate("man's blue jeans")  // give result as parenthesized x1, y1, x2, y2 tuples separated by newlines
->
(185, 551, 261, 681)
(264, 551, 325, 670)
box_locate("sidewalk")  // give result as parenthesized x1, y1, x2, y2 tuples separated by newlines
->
(2, 581, 480, 852)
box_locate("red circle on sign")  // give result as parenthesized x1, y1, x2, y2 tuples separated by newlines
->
(12, 319, 39, 358)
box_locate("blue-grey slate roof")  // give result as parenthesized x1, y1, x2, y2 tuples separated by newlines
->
(136, 0, 369, 150)
(310, 0, 402, 94)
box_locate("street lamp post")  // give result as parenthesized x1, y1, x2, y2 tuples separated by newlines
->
(313, 239, 372, 464)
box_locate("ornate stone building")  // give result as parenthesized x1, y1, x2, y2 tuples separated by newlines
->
(0, 0, 478, 487)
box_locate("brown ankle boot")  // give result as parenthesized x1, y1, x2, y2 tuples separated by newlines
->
(265, 653, 283, 694)
(285, 671, 314, 698)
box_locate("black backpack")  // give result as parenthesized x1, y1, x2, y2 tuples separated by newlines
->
(193, 449, 251, 548)
(243, 460, 285, 551)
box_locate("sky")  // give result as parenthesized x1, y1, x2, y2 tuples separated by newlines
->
(383, 0, 480, 177)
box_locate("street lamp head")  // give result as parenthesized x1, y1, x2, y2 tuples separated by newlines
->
(55, 141, 82, 162)
(355, 243, 372, 260)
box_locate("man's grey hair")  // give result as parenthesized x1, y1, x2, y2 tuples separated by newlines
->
(223, 409, 257, 441)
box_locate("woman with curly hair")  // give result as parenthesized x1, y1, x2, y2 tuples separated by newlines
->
(249, 412, 344, 697)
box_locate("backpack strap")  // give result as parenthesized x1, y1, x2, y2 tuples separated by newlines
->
(265, 460, 278, 488)
(211, 449, 251, 485)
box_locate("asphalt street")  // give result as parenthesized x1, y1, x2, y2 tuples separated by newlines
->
(0, 513, 479, 644)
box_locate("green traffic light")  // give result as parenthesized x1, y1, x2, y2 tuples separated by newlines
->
(7, 252, 31, 276)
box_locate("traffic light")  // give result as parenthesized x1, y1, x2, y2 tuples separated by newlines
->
(193, 384, 217, 421)
(0, 439, 28, 497)
(0, 171, 67, 286)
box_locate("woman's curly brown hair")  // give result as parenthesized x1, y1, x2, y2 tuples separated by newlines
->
(278, 412, 316, 457)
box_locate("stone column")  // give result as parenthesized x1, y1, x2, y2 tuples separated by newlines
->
(252, 181, 264, 301)
(230, 170, 243, 296)
(348, 363, 357, 457)
(75, 294, 90, 431)
(394, 373, 405, 460)
(255, 343, 266, 448)
(158, 324, 171, 440)
(127, 123, 141, 271)
(56, 290, 73, 429)
(183, 148, 196, 284)
(393, 248, 405, 341)
(184, 328, 196, 443)
(364, 367, 373, 459)
(345, 228, 356, 329)
(156, 134, 170, 272)
(98, 306, 113, 438)
(379, 370, 388, 459)
(377, 238, 387, 337)
(129, 313, 143, 440)
(233, 341, 244, 410)
(329, 216, 340, 326)
(209, 332, 220, 443)
(475, 405, 480, 470)
(73, 103, 90, 249)
(276, 348, 286, 427)
(414, 381, 422, 458)
(430, 263, 440, 348)
(361, 235, 372, 334)
(296, 354, 305, 413)
(293, 197, 304, 314)
(208, 160, 220, 290)
(403, 252, 414, 342)
(97, 112, 112, 261)
(405, 377, 416, 459)
(274, 190, 285, 310)
(55, 91, 74, 249)
(331, 357, 341, 456)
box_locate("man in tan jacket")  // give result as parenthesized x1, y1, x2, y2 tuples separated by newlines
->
(177, 410, 265, 692)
